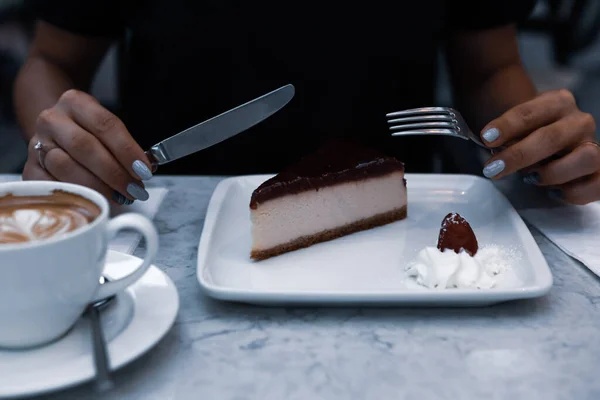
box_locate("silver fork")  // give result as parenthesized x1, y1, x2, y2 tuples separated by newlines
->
(386, 107, 491, 149)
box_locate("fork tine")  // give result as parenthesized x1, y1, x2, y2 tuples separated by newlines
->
(388, 121, 455, 130)
(390, 128, 468, 139)
(387, 115, 455, 124)
(386, 107, 453, 118)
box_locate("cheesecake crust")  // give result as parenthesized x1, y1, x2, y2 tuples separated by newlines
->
(250, 205, 407, 261)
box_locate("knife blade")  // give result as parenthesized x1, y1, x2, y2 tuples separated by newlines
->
(144, 84, 295, 171)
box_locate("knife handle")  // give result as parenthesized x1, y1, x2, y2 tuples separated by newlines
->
(144, 150, 159, 173)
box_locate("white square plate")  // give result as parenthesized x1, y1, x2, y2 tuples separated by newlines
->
(196, 174, 553, 306)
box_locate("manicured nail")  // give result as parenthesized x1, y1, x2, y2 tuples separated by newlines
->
(548, 189, 562, 200)
(523, 172, 541, 185)
(112, 191, 134, 205)
(482, 127, 500, 143)
(132, 160, 153, 181)
(483, 160, 505, 178)
(126, 183, 149, 201)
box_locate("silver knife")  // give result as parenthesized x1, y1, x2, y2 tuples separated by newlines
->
(145, 84, 295, 171)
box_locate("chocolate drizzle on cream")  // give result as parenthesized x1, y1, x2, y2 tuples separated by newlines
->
(0, 190, 101, 244)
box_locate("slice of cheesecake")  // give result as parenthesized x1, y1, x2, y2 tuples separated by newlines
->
(249, 140, 407, 260)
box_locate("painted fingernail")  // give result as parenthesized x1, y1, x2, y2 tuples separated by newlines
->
(112, 191, 134, 205)
(132, 160, 153, 181)
(126, 183, 149, 201)
(482, 127, 500, 143)
(548, 189, 563, 200)
(523, 172, 541, 185)
(483, 160, 505, 178)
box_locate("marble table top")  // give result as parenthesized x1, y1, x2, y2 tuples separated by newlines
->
(3, 174, 599, 400)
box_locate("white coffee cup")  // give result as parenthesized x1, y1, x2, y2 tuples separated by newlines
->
(0, 181, 159, 349)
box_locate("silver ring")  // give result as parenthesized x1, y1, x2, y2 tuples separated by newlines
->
(33, 140, 47, 170)
(581, 140, 600, 149)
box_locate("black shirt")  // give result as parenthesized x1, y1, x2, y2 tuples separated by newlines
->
(30, 0, 536, 175)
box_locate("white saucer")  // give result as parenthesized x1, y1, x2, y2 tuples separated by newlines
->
(0, 251, 179, 399)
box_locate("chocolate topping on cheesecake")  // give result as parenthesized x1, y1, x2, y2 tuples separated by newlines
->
(250, 140, 405, 209)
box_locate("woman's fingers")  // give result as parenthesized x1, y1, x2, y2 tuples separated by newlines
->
(22, 137, 57, 181)
(524, 142, 600, 186)
(56, 89, 153, 181)
(555, 171, 600, 205)
(43, 146, 133, 205)
(22, 161, 56, 181)
(480, 89, 578, 147)
(25, 90, 152, 205)
(482, 112, 591, 179)
(36, 106, 148, 201)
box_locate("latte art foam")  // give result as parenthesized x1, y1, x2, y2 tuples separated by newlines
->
(0, 190, 101, 244)
(0, 208, 91, 243)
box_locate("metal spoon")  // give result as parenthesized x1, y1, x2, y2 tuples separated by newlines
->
(87, 276, 116, 392)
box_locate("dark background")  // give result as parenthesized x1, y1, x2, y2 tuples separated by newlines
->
(1, 0, 600, 175)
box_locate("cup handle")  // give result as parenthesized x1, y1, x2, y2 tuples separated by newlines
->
(90, 213, 159, 303)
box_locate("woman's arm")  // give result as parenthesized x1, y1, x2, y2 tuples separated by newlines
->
(15, 21, 153, 204)
(444, 24, 537, 132)
(13, 21, 112, 140)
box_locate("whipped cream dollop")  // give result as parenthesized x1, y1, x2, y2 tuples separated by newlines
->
(406, 246, 512, 289)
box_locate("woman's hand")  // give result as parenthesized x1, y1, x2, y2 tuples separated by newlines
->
(480, 89, 599, 205)
(22, 89, 154, 205)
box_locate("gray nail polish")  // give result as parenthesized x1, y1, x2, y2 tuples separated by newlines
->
(126, 183, 149, 201)
(112, 191, 128, 205)
(483, 160, 505, 178)
(132, 160, 153, 181)
(482, 127, 500, 143)
(523, 172, 541, 185)
(548, 189, 562, 200)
